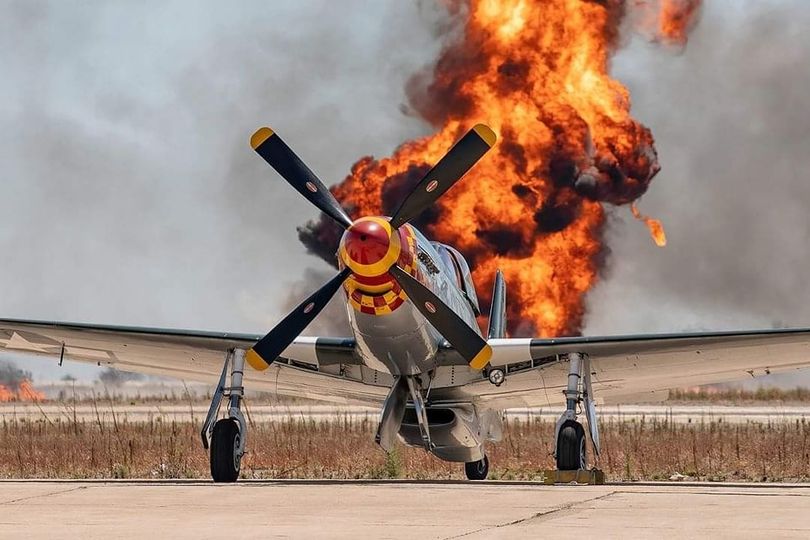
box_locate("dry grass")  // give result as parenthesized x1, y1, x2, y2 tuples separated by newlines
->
(668, 387, 810, 403)
(36, 385, 810, 406)
(2, 411, 810, 481)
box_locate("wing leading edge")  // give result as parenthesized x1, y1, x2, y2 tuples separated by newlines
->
(0, 319, 383, 405)
(457, 328, 810, 409)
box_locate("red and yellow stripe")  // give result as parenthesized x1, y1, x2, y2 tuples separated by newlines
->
(343, 224, 419, 316)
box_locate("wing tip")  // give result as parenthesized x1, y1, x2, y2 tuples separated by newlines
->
(250, 127, 275, 150)
(472, 124, 497, 147)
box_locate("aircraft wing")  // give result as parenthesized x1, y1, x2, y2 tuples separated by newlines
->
(454, 328, 810, 409)
(0, 319, 387, 406)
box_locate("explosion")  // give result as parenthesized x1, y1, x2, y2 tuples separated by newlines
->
(299, 0, 701, 337)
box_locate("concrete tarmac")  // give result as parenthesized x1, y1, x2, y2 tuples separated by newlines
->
(1, 480, 809, 539)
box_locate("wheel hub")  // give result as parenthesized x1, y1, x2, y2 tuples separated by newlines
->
(233, 433, 242, 470)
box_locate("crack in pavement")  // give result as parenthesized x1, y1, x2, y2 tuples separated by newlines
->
(444, 491, 618, 539)
(0, 486, 87, 505)
(629, 489, 810, 498)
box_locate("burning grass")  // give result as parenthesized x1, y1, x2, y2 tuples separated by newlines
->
(0, 361, 45, 402)
(2, 410, 809, 481)
(0, 380, 44, 402)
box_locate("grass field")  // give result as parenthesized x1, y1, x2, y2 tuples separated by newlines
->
(3, 409, 810, 481)
(668, 387, 810, 403)
(32, 385, 810, 406)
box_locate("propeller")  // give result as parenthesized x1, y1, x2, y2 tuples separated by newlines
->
(390, 265, 492, 370)
(389, 124, 496, 229)
(246, 124, 496, 371)
(251, 127, 354, 229)
(245, 267, 351, 371)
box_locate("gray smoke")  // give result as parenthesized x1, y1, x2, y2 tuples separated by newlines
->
(0, 1, 443, 349)
(0, 360, 32, 390)
(586, 0, 810, 336)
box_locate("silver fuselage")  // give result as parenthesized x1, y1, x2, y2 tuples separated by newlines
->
(346, 227, 481, 377)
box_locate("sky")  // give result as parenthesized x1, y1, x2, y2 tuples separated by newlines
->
(1, 0, 809, 382)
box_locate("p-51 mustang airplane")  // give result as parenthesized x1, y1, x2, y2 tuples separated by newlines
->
(3, 124, 810, 481)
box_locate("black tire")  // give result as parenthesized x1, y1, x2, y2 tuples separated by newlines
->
(210, 418, 241, 483)
(556, 421, 587, 471)
(465, 455, 489, 481)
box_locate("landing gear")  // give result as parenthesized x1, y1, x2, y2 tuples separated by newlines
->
(554, 353, 600, 472)
(405, 376, 433, 450)
(202, 349, 247, 483)
(465, 455, 489, 481)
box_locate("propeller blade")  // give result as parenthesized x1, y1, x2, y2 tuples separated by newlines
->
(389, 265, 492, 370)
(389, 124, 496, 229)
(251, 127, 354, 230)
(245, 266, 352, 371)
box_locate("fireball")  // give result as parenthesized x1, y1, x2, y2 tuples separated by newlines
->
(300, 0, 701, 336)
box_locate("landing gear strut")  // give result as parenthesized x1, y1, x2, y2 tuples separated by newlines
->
(202, 349, 247, 483)
(465, 455, 489, 481)
(554, 352, 600, 471)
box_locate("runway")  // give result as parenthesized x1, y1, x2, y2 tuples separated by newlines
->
(1, 480, 809, 539)
(4, 403, 810, 424)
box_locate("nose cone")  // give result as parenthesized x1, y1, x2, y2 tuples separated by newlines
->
(343, 219, 390, 263)
(339, 217, 401, 277)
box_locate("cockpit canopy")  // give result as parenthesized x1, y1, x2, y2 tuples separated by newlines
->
(432, 242, 481, 315)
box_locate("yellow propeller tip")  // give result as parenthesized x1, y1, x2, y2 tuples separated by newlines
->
(469, 344, 493, 370)
(245, 348, 270, 371)
(472, 124, 497, 147)
(250, 127, 275, 150)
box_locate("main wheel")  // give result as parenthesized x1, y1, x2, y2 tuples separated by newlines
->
(465, 455, 489, 481)
(210, 418, 241, 483)
(556, 420, 587, 471)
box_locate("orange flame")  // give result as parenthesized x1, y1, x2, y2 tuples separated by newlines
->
(632, 0, 702, 46)
(303, 0, 700, 336)
(631, 203, 667, 247)
(658, 0, 703, 45)
(0, 380, 45, 402)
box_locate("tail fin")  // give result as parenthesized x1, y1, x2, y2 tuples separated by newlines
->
(487, 270, 506, 339)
